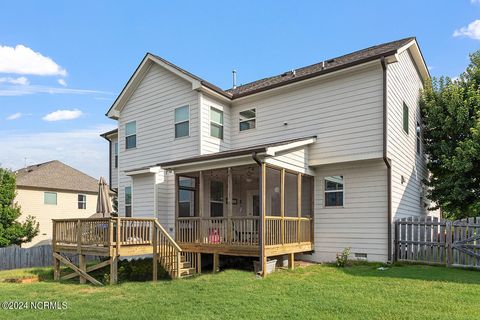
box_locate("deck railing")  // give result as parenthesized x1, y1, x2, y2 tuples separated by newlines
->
(176, 216, 260, 246)
(176, 216, 311, 247)
(265, 216, 312, 246)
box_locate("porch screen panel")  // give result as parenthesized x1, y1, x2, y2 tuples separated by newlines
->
(210, 180, 224, 217)
(301, 175, 313, 217)
(266, 167, 281, 216)
(284, 171, 298, 217)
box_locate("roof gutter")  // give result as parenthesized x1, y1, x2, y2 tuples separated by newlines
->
(381, 56, 393, 263)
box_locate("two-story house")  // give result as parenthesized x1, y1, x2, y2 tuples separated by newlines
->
(101, 37, 435, 271)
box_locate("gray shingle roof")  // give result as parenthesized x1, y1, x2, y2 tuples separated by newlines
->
(15, 160, 100, 193)
(225, 37, 415, 98)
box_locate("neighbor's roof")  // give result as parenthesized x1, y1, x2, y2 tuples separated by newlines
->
(15, 160, 100, 193)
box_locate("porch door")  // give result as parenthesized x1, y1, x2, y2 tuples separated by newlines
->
(246, 190, 260, 216)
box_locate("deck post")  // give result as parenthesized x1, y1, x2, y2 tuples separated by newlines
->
(79, 254, 86, 284)
(281, 169, 285, 245)
(260, 163, 267, 277)
(297, 174, 302, 243)
(288, 253, 295, 270)
(227, 167, 233, 244)
(152, 222, 158, 282)
(197, 253, 202, 274)
(213, 253, 219, 273)
(110, 255, 118, 284)
(199, 171, 204, 244)
(53, 255, 60, 280)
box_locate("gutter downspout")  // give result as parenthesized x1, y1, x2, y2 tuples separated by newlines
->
(381, 56, 393, 262)
(252, 152, 265, 275)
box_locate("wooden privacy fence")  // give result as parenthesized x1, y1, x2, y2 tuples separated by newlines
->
(395, 217, 480, 268)
(0, 245, 53, 270)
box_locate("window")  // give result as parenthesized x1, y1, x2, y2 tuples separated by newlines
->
(114, 142, 118, 168)
(178, 176, 197, 217)
(125, 121, 136, 149)
(239, 108, 256, 131)
(210, 107, 224, 139)
(325, 176, 344, 207)
(416, 122, 421, 154)
(174, 106, 189, 138)
(210, 180, 224, 217)
(44, 192, 57, 205)
(78, 194, 86, 209)
(125, 186, 132, 217)
(403, 102, 409, 134)
(284, 171, 298, 217)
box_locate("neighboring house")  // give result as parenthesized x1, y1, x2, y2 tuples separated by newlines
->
(102, 37, 437, 264)
(15, 160, 100, 247)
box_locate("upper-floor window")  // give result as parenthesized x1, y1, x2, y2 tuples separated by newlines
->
(44, 192, 57, 205)
(125, 121, 137, 149)
(125, 186, 132, 217)
(210, 107, 224, 139)
(325, 176, 344, 207)
(239, 108, 256, 131)
(78, 194, 86, 209)
(114, 142, 118, 168)
(403, 102, 409, 134)
(174, 105, 189, 138)
(416, 122, 421, 154)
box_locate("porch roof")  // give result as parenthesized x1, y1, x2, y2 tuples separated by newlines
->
(158, 136, 317, 170)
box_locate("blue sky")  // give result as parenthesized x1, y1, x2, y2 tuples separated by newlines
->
(1, 0, 479, 178)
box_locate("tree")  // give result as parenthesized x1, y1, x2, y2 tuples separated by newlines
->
(420, 51, 480, 219)
(0, 168, 39, 247)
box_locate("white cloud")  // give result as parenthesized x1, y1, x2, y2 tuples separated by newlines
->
(0, 85, 111, 96)
(57, 79, 67, 87)
(42, 109, 83, 122)
(0, 125, 114, 179)
(0, 76, 29, 85)
(0, 45, 66, 76)
(6, 112, 22, 120)
(453, 19, 480, 40)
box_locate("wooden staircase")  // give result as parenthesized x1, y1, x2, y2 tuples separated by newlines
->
(153, 220, 196, 279)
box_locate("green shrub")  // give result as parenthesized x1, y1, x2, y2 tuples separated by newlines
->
(336, 247, 350, 268)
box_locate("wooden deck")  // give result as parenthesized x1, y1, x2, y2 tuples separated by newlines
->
(52, 218, 196, 285)
(176, 216, 313, 257)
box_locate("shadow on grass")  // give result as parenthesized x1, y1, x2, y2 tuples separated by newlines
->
(334, 261, 480, 285)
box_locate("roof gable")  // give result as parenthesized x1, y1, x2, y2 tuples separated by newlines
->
(15, 160, 100, 193)
(106, 37, 429, 119)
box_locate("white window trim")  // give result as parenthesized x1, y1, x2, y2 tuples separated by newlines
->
(174, 105, 190, 139)
(125, 121, 137, 150)
(78, 194, 87, 210)
(210, 106, 224, 140)
(238, 108, 256, 132)
(324, 175, 345, 208)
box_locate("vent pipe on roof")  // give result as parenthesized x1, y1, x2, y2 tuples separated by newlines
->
(232, 70, 237, 89)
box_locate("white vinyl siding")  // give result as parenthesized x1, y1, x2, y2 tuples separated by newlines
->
(110, 136, 119, 189)
(132, 174, 155, 217)
(117, 63, 199, 220)
(230, 63, 384, 165)
(386, 49, 433, 220)
(308, 159, 388, 262)
(200, 93, 231, 154)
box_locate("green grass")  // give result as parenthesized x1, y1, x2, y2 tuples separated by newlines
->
(1, 263, 480, 319)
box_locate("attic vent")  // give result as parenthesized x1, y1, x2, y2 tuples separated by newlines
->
(326, 58, 335, 64)
(354, 253, 368, 260)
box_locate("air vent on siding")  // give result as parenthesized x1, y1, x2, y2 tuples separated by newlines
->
(354, 253, 368, 260)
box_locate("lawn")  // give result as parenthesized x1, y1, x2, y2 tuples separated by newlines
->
(0, 263, 479, 319)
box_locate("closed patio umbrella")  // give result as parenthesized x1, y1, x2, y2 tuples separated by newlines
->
(95, 177, 113, 218)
